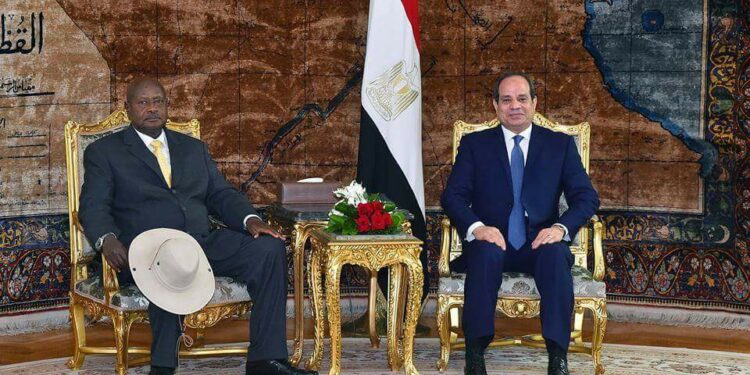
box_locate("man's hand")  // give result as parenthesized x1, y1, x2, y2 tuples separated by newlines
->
(473, 225, 506, 250)
(245, 217, 284, 239)
(531, 225, 565, 250)
(101, 236, 128, 272)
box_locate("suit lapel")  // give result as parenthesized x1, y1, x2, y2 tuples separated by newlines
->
(165, 129, 184, 188)
(524, 124, 542, 183)
(123, 126, 166, 185)
(492, 127, 513, 193)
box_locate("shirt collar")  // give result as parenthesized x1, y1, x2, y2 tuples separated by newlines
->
(133, 126, 167, 148)
(500, 123, 533, 144)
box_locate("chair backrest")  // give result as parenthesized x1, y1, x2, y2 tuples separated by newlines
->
(442, 113, 592, 273)
(64, 110, 200, 286)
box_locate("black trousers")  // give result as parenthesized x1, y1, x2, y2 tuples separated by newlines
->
(118, 229, 288, 368)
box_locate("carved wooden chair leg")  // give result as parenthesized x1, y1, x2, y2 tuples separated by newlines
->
(573, 305, 585, 346)
(449, 305, 460, 345)
(436, 295, 452, 371)
(589, 300, 607, 375)
(112, 312, 132, 375)
(66, 296, 87, 370)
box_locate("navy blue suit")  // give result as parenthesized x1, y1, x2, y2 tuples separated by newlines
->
(441, 124, 599, 349)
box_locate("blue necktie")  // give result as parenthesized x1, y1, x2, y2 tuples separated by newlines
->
(508, 135, 526, 250)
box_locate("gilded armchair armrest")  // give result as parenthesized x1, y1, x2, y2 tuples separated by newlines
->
(438, 217, 452, 277)
(590, 215, 605, 281)
(101, 253, 120, 305)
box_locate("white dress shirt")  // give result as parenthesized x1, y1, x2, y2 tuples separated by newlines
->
(465, 124, 569, 242)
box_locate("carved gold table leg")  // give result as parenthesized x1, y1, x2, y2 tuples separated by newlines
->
(387, 265, 404, 371)
(367, 269, 381, 348)
(305, 240, 325, 371)
(325, 258, 344, 375)
(290, 223, 307, 366)
(403, 255, 424, 375)
(396, 262, 409, 345)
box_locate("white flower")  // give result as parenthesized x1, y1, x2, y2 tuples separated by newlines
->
(334, 180, 368, 206)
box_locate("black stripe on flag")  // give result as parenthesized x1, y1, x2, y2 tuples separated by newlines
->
(357, 107, 429, 300)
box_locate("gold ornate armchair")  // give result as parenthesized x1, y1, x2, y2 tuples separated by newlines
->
(436, 113, 607, 374)
(64, 110, 252, 374)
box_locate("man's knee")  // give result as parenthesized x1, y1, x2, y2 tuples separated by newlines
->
(242, 235, 287, 260)
(467, 240, 505, 266)
(536, 242, 573, 268)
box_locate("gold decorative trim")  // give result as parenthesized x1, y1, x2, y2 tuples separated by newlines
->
(183, 302, 252, 329)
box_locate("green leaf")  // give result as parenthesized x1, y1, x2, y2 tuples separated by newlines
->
(334, 202, 357, 217)
(342, 219, 357, 235)
(383, 201, 396, 212)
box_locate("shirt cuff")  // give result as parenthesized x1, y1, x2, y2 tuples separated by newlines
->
(553, 223, 570, 241)
(243, 214, 261, 230)
(466, 221, 485, 242)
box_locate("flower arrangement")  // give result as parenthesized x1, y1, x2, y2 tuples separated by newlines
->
(326, 181, 405, 235)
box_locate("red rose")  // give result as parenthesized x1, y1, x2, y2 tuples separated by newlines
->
(371, 201, 385, 213)
(383, 212, 393, 227)
(356, 216, 371, 233)
(357, 202, 374, 218)
(371, 211, 387, 231)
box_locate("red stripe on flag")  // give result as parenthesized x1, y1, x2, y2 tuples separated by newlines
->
(401, 0, 420, 50)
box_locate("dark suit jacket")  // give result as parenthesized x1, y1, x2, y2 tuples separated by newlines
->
(79, 125, 257, 261)
(441, 124, 599, 244)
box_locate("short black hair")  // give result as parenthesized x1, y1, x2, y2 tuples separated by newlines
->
(126, 77, 166, 102)
(492, 72, 537, 102)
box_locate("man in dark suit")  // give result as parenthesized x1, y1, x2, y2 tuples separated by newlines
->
(79, 77, 316, 375)
(441, 73, 599, 375)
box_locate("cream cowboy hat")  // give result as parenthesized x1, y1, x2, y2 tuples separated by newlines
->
(129, 228, 215, 315)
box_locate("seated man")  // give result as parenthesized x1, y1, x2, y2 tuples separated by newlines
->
(79, 77, 316, 375)
(441, 73, 599, 375)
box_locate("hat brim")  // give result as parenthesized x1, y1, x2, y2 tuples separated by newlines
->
(129, 228, 215, 315)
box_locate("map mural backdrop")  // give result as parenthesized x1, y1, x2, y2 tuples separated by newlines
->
(1, 0, 749, 318)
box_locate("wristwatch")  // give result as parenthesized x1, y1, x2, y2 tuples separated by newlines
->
(95, 232, 116, 250)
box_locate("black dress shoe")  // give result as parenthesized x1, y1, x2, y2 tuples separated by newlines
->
(245, 359, 318, 375)
(548, 353, 569, 375)
(149, 365, 175, 375)
(464, 336, 489, 375)
(464, 357, 487, 375)
(546, 339, 570, 375)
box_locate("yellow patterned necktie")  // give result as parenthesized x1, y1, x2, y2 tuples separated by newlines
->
(150, 139, 171, 187)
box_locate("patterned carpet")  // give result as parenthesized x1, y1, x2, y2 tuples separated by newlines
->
(2, 338, 750, 375)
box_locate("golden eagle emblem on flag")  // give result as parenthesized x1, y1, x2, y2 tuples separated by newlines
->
(365, 61, 420, 122)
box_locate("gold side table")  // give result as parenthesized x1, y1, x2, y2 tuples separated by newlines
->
(305, 229, 424, 375)
(267, 203, 329, 366)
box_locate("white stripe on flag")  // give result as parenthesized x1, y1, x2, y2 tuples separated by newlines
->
(361, 0, 424, 217)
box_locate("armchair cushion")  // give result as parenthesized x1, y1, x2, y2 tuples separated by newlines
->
(75, 275, 251, 311)
(438, 265, 605, 299)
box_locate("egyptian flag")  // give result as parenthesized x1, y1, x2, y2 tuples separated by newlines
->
(357, 0, 428, 300)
